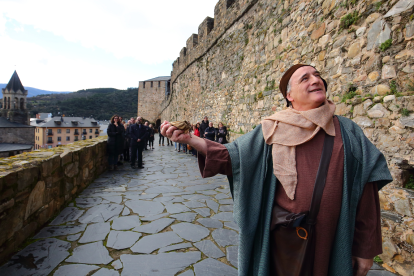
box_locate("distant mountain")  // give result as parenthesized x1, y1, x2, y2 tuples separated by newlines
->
(26, 87, 138, 121)
(0, 83, 71, 98)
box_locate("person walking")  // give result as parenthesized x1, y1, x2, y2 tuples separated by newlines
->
(158, 124, 165, 146)
(148, 124, 155, 150)
(123, 123, 130, 161)
(161, 64, 392, 276)
(107, 114, 124, 171)
(130, 116, 148, 169)
(216, 122, 228, 144)
(204, 122, 216, 141)
(199, 116, 209, 138)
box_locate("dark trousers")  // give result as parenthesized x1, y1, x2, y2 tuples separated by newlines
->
(123, 147, 130, 161)
(159, 134, 164, 145)
(130, 142, 143, 167)
(108, 154, 118, 165)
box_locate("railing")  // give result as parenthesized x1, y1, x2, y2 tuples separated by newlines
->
(47, 131, 53, 136)
(95, 130, 99, 134)
(47, 140, 53, 144)
(82, 131, 87, 135)
(74, 131, 79, 135)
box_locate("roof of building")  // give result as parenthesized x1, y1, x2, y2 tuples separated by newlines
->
(0, 117, 34, 128)
(30, 116, 100, 128)
(0, 143, 33, 153)
(4, 71, 26, 92)
(143, 76, 171, 82)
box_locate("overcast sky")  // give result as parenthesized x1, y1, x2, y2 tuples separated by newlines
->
(0, 0, 217, 91)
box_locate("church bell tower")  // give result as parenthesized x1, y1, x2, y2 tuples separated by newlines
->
(1, 71, 30, 125)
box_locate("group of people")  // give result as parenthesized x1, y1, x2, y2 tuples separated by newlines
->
(107, 115, 156, 170)
(159, 116, 228, 157)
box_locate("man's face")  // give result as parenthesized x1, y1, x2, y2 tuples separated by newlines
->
(145, 122, 149, 126)
(209, 122, 213, 127)
(131, 118, 135, 124)
(204, 117, 208, 122)
(286, 66, 326, 111)
(137, 117, 142, 124)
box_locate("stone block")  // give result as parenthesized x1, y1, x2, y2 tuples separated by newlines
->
(0, 199, 15, 214)
(65, 162, 79, 178)
(60, 151, 73, 166)
(382, 65, 396, 79)
(311, 23, 325, 40)
(198, 17, 214, 42)
(41, 155, 60, 178)
(24, 181, 45, 220)
(186, 34, 199, 50)
(371, 85, 390, 96)
(17, 167, 38, 192)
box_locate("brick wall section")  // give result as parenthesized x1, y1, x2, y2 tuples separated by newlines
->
(160, 0, 414, 273)
(0, 136, 108, 264)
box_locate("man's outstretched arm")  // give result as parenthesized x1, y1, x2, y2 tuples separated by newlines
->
(161, 121, 208, 156)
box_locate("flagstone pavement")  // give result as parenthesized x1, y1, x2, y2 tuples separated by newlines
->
(0, 139, 396, 276)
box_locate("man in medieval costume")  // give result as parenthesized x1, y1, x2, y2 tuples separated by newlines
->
(161, 64, 392, 276)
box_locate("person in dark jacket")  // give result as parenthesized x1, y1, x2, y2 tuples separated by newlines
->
(199, 116, 209, 138)
(123, 123, 130, 161)
(148, 124, 155, 150)
(158, 125, 165, 146)
(107, 114, 124, 170)
(216, 122, 228, 144)
(204, 122, 216, 141)
(130, 116, 149, 169)
(117, 117, 125, 165)
(144, 121, 150, 150)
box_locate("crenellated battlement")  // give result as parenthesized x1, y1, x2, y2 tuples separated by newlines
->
(170, 0, 257, 84)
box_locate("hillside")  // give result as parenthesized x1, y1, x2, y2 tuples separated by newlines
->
(0, 83, 70, 97)
(27, 88, 138, 120)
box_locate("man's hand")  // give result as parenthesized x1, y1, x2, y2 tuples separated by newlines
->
(352, 256, 373, 276)
(161, 121, 191, 144)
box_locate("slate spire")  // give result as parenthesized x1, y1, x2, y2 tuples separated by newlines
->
(5, 71, 25, 92)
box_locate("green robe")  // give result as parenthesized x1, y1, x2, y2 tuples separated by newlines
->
(225, 116, 392, 276)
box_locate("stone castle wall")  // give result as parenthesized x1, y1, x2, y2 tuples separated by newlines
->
(160, 0, 414, 273)
(0, 137, 108, 264)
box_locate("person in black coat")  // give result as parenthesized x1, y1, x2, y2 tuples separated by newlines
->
(148, 124, 155, 149)
(123, 123, 130, 161)
(107, 114, 124, 170)
(117, 118, 125, 165)
(216, 122, 228, 144)
(199, 116, 209, 138)
(130, 116, 149, 169)
(204, 122, 216, 141)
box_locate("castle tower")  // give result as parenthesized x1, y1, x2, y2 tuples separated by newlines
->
(1, 71, 30, 125)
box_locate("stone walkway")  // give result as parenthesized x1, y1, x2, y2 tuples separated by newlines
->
(0, 137, 397, 276)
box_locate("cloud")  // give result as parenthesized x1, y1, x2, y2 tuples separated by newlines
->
(0, 0, 217, 64)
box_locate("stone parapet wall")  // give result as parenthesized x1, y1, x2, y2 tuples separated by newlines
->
(162, 0, 414, 273)
(0, 137, 108, 264)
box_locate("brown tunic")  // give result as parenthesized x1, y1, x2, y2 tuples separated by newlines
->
(198, 117, 382, 275)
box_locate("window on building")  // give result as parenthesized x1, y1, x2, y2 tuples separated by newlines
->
(57, 129, 62, 134)
(158, 81, 161, 87)
(48, 145, 52, 149)
(151, 81, 153, 88)
(89, 136, 92, 139)
(96, 135, 98, 138)
(47, 137, 52, 142)
(66, 137, 70, 141)
(89, 129, 92, 133)
(66, 129, 70, 133)
(58, 137, 61, 141)
(75, 136, 79, 141)
(143, 82, 146, 88)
